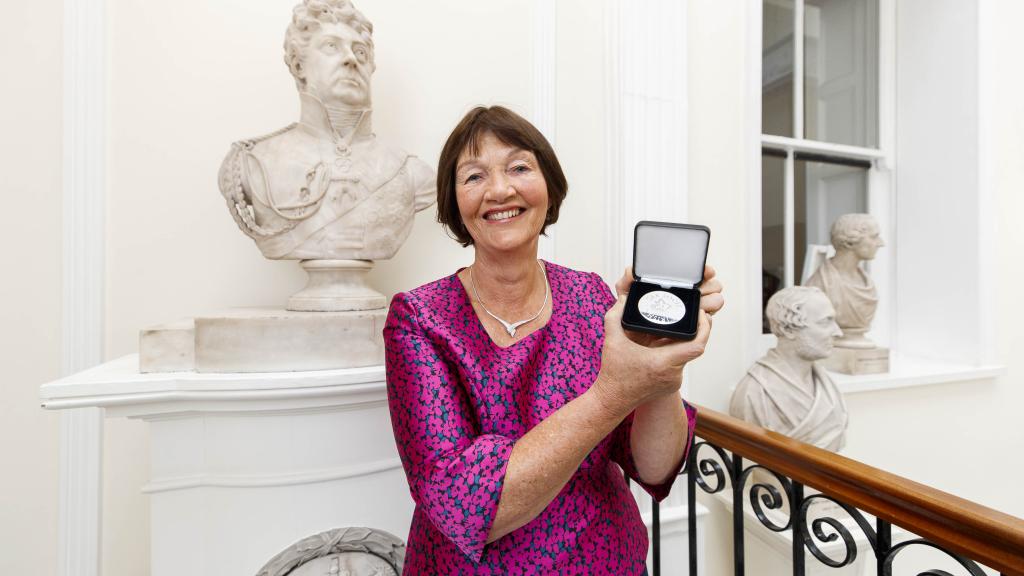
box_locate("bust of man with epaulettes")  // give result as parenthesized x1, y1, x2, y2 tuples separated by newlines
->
(218, 0, 435, 262)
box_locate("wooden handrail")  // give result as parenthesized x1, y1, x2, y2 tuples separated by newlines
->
(691, 403, 1024, 576)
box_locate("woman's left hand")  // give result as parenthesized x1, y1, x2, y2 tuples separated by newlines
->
(614, 265, 725, 346)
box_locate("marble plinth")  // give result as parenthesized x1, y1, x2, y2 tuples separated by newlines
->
(40, 356, 414, 576)
(825, 346, 890, 375)
(140, 318, 196, 372)
(139, 307, 385, 373)
(288, 259, 388, 312)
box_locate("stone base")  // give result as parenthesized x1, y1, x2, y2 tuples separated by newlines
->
(825, 346, 890, 375)
(139, 307, 385, 373)
(288, 259, 386, 312)
(140, 319, 196, 372)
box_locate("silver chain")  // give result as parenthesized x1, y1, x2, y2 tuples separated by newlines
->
(469, 261, 550, 338)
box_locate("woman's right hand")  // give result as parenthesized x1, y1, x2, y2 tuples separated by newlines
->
(592, 294, 712, 414)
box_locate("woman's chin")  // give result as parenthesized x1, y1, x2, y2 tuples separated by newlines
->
(475, 230, 540, 254)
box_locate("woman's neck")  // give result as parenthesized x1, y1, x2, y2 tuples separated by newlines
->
(469, 246, 545, 316)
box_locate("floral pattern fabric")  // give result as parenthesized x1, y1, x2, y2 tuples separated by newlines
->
(384, 262, 697, 575)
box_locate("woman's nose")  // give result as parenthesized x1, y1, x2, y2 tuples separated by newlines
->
(484, 172, 515, 202)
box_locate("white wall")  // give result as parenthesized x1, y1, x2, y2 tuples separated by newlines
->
(686, 0, 757, 414)
(840, 0, 1024, 518)
(7, 0, 1024, 574)
(686, 3, 761, 572)
(894, 0, 984, 364)
(0, 1, 64, 574)
(845, 0, 1024, 515)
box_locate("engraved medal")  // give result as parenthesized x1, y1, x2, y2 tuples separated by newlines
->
(637, 290, 686, 325)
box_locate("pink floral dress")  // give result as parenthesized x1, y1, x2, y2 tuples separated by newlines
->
(384, 262, 697, 575)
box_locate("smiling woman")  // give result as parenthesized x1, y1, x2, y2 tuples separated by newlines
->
(382, 106, 724, 574)
(436, 106, 568, 249)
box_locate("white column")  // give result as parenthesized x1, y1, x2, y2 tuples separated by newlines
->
(58, 409, 103, 576)
(604, 0, 689, 280)
(534, 0, 558, 263)
(60, 0, 107, 574)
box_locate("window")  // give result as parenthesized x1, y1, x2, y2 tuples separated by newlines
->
(760, 0, 883, 334)
(754, 0, 999, 383)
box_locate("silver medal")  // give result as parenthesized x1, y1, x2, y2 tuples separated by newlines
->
(637, 290, 686, 325)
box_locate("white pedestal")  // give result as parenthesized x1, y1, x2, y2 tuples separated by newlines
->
(41, 355, 412, 576)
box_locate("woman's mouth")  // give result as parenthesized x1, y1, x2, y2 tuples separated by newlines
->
(484, 208, 524, 222)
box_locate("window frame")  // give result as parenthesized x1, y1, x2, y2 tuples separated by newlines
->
(753, 0, 896, 357)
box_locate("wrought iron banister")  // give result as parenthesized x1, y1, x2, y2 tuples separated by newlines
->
(664, 404, 1024, 576)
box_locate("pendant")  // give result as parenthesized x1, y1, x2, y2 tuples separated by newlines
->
(497, 319, 529, 337)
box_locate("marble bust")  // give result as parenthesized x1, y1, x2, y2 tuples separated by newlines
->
(804, 213, 885, 349)
(257, 527, 404, 576)
(218, 0, 435, 310)
(730, 286, 849, 452)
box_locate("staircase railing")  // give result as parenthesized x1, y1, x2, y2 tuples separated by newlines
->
(648, 404, 1024, 576)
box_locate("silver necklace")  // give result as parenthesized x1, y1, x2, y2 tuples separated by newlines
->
(469, 261, 550, 338)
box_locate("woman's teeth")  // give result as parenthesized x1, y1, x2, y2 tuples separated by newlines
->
(486, 209, 522, 221)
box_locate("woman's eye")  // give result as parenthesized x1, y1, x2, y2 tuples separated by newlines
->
(511, 164, 530, 174)
(464, 174, 482, 184)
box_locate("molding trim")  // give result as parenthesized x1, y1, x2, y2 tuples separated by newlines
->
(40, 355, 390, 414)
(62, 0, 105, 377)
(604, 0, 689, 281)
(534, 0, 557, 263)
(976, 0, 996, 364)
(745, 0, 765, 366)
(59, 0, 106, 574)
(58, 408, 103, 576)
(44, 385, 388, 417)
(142, 458, 403, 494)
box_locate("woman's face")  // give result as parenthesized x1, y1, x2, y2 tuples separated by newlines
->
(455, 132, 549, 255)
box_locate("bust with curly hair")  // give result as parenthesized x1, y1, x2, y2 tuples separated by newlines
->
(217, 0, 435, 311)
(805, 213, 886, 348)
(730, 286, 849, 452)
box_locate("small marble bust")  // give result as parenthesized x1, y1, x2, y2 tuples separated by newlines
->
(805, 213, 885, 349)
(217, 0, 435, 310)
(257, 527, 404, 576)
(730, 286, 849, 452)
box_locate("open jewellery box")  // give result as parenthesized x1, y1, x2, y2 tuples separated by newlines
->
(621, 221, 711, 340)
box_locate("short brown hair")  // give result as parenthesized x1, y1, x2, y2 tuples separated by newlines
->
(436, 106, 568, 247)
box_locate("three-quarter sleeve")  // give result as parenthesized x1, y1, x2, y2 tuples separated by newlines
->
(384, 292, 514, 562)
(588, 272, 698, 501)
(610, 401, 698, 501)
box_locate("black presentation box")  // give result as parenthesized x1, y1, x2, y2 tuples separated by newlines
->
(621, 221, 711, 340)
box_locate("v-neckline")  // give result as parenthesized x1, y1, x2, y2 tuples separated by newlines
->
(455, 261, 557, 351)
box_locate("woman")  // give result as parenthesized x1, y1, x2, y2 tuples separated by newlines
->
(384, 106, 723, 575)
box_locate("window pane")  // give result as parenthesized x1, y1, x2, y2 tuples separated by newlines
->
(795, 157, 868, 285)
(803, 0, 879, 147)
(763, 0, 795, 138)
(761, 151, 786, 333)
